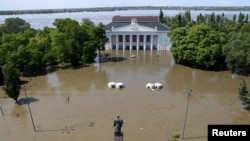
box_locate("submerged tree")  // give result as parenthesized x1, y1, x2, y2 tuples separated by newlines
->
(238, 80, 250, 109)
(170, 23, 223, 69)
(222, 32, 250, 75)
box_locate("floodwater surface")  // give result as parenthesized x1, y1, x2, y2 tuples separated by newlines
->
(0, 50, 249, 141)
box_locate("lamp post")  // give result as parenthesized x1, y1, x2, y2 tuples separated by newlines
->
(21, 85, 36, 132)
(182, 90, 192, 139)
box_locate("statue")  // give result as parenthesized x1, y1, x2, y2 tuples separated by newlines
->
(113, 115, 124, 137)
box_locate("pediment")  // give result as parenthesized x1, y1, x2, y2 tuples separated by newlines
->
(112, 24, 157, 32)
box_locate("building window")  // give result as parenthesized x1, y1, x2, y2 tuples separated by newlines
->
(146, 35, 151, 42)
(133, 35, 137, 42)
(119, 35, 123, 42)
(139, 35, 144, 42)
(126, 35, 130, 42)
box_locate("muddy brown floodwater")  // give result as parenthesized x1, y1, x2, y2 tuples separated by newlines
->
(0, 50, 249, 141)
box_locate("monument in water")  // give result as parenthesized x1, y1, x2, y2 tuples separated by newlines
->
(113, 115, 124, 141)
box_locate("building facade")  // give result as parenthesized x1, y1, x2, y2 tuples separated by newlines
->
(104, 15, 171, 50)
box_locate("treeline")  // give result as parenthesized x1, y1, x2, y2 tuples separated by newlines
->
(160, 9, 250, 75)
(1, 6, 250, 15)
(160, 10, 250, 110)
(0, 17, 108, 103)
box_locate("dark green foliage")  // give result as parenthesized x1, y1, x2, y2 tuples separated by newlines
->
(240, 23, 250, 33)
(222, 32, 250, 75)
(1, 17, 31, 34)
(82, 41, 97, 63)
(91, 23, 108, 51)
(168, 10, 250, 74)
(238, 80, 250, 109)
(0, 17, 108, 102)
(159, 9, 165, 23)
(82, 18, 95, 27)
(170, 24, 223, 69)
(0, 67, 3, 85)
(49, 18, 108, 65)
(2, 62, 21, 103)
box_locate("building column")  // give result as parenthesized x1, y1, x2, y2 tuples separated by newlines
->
(123, 34, 125, 50)
(158, 34, 160, 50)
(143, 34, 146, 50)
(110, 34, 113, 50)
(150, 34, 153, 50)
(130, 34, 132, 50)
(116, 34, 118, 50)
(136, 34, 139, 50)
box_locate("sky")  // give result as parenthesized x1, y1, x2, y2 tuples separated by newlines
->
(1, 0, 250, 10)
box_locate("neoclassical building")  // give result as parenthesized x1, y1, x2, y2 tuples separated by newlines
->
(104, 15, 171, 50)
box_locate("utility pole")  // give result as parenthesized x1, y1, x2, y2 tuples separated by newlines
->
(182, 90, 192, 139)
(22, 86, 36, 132)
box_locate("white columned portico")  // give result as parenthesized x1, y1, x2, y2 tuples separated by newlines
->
(105, 16, 170, 51)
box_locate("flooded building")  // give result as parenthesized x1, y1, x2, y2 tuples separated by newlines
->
(104, 15, 171, 50)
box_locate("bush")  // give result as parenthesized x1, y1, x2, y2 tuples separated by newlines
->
(238, 80, 250, 109)
(172, 132, 180, 141)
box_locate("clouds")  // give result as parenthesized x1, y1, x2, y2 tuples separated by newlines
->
(0, 0, 249, 10)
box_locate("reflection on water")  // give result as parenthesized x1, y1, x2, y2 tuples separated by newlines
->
(0, 50, 249, 141)
(47, 73, 61, 88)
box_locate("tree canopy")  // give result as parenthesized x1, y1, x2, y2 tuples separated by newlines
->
(0, 17, 108, 102)
(164, 10, 250, 74)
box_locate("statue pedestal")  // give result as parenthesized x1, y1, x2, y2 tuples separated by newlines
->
(114, 136, 123, 141)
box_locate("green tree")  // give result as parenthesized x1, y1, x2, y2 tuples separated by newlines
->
(184, 10, 191, 25)
(170, 24, 223, 69)
(23, 38, 46, 75)
(0, 29, 35, 66)
(1, 17, 31, 34)
(169, 27, 188, 64)
(240, 23, 250, 33)
(197, 13, 205, 24)
(82, 18, 95, 27)
(238, 80, 250, 109)
(82, 41, 97, 63)
(222, 32, 250, 75)
(39, 27, 57, 65)
(91, 23, 108, 51)
(52, 18, 89, 65)
(233, 14, 237, 22)
(50, 30, 72, 63)
(159, 9, 165, 23)
(2, 62, 21, 103)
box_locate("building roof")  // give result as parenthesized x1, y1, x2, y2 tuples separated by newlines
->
(105, 15, 170, 31)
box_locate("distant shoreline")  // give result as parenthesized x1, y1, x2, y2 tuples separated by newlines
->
(1, 6, 250, 15)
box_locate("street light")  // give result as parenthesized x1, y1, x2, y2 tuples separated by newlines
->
(182, 90, 192, 139)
